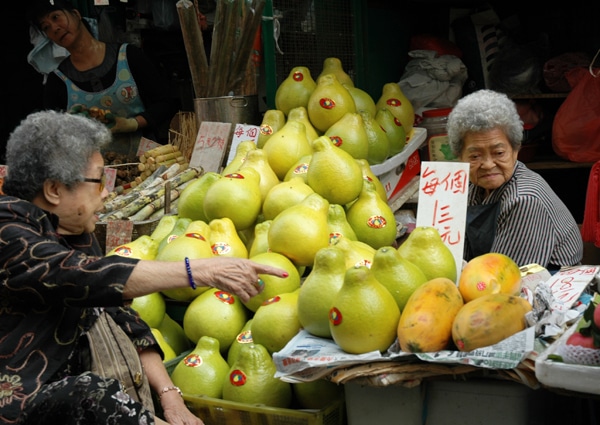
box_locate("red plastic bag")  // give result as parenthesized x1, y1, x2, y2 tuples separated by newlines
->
(552, 66, 600, 162)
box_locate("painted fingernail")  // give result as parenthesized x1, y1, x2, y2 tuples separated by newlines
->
(282, 272, 289, 277)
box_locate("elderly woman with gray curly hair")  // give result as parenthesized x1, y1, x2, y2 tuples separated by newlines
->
(0, 110, 288, 424)
(446, 89, 582, 270)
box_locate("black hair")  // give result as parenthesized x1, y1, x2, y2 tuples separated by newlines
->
(27, 0, 77, 29)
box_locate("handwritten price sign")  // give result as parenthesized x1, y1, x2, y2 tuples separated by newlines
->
(189, 121, 233, 172)
(416, 161, 470, 280)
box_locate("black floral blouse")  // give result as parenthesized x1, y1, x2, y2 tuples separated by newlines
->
(0, 196, 159, 422)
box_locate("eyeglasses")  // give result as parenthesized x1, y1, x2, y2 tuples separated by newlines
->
(83, 174, 106, 193)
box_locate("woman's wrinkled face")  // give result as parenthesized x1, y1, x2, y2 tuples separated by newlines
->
(459, 128, 519, 192)
(56, 152, 108, 235)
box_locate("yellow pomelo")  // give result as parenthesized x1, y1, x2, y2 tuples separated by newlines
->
(131, 291, 166, 329)
(343, 84, 376, 118)
(242, 251, 301, 312)
(247, 220, 272, 257)
(283, 154, 311, 183)
(222, 343, 292, 408)
(307, 136, 364, 206)
(375, 82, 415, 135)
(156, 220, 213, 302)
(317, 57, 354, 87)
(183, 288, 251, 352)
(106, 235, 159, 260)
(327, 203, 357, 244)
(361, 109, 390, 165)
(370, 246, 428, 311)
(357, 158, 387, 201)
(227, 318, 254, 366)
(293, 380, 345, 409)
(297, 246, 347, 338)
(149, 214, 178, 243)
(262, 120, 313, 180)
(324, 111, 369, 160)
(157, 313, 192, 356)
(397, 226, 457, 282)
(268, 192, 330, 267)
(275, 66, 317, 116)
(332, 236, 375, 269)
(345, 179, 397, 249)
(308, 73, 356, 133)
(177, 172, 222, 222)
(257, 110, 285, 149)
(329, 266, 400, 354)
(239, 148, 280, 204)
(203, 168, 262, 231)
(251, 290, 301, 354)
(262, 176, 315, 221)
(209, 217, 249, 258)
(287, 106, 320, 143)
(222, 140, 257, 176)
(151, 328, 177, 362)
(171, 336, 230, 398)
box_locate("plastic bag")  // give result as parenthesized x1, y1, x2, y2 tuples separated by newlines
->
(398, 50, 468, 111)
(552, 61, 600, 162)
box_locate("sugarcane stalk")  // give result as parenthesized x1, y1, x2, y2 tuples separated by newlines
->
(102, 166, 168, 213)
(209, 0, 240, 96)
(101, 186, 167, 221)
(144, 144, 178, 159)
(128, 177, 196, 222)
(177, 0, 209, 98)
(227, 0, 265, 94)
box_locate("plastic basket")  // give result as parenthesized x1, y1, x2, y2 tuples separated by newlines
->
(183, 394, 345, 425)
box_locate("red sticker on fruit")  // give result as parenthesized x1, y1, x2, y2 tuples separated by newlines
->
(319, 98, 335, 109)
(230, 370, 247, 386)
(183, 353, 203, 367)
(366, 215, 387, 229)
(214, 291, 235, 304)
(329, 307, 342, 326)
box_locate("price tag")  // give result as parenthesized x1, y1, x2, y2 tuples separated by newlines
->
(226, 124, 260, 166)
(103, 167, 117, 193)
(189, 121, 232, 172)
(136, 137, 162, 158)
(416, 161, 470, 280)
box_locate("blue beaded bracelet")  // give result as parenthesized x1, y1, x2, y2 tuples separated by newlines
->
(184, 257, 197, 289)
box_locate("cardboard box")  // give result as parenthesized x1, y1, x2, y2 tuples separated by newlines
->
(370, 127, 426, 201)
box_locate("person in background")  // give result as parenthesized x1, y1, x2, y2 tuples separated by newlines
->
(0, 110, 288, 424)
(27, 0, 177, 159)
(446, 89, 583, 270)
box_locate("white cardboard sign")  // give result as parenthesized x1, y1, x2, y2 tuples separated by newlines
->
(226, 124, 260, 166)
(189, 121, 233, 172)
(416, 161, 470, 281)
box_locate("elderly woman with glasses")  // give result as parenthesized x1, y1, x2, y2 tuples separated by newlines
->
(0, 110, 288, 424)
(446, 89, 583, 270)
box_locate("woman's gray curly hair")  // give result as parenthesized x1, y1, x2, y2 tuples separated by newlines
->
(447, 89, 524, 157)
(3, 110, 111, 201)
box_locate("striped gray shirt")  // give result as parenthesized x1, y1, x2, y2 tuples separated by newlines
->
(465, 161, 583, 268)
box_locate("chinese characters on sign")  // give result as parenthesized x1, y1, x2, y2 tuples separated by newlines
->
(226, 124, 261, 166)
(189, 121, 233, 172)
(416, 161, 470, 280)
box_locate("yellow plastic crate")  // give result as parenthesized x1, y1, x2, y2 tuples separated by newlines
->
(183, 393, 345, 425)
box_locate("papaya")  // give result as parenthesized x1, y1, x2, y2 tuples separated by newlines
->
(452, 293, 532, 352)
(396, 277, 464, 353)
(458, 252, 522, 303)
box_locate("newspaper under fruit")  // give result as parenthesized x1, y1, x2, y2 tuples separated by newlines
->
(273, 266, 600, 385)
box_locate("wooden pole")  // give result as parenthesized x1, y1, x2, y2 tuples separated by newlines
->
(176, 0, 209, 98)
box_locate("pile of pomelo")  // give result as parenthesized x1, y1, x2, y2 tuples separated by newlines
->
(105, 57, 530, 408)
